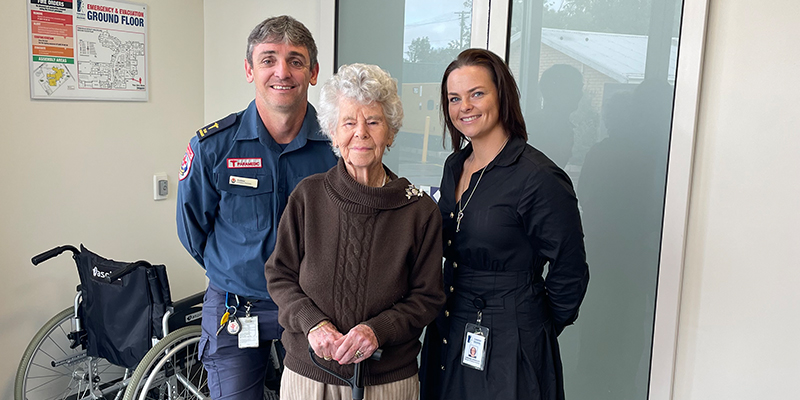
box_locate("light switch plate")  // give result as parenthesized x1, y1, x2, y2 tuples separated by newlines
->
(154, 173, 168, 200)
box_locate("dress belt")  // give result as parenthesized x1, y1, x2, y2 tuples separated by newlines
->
(451, 267, 533, 285)
(450, 269, 535, 309)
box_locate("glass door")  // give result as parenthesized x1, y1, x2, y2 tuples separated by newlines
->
(504, 1, 683, 399)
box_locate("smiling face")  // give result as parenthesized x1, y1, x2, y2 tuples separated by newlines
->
(333, 98, 393, 177)
(245, 41, 319, 114)
(446, 65, 504, 142)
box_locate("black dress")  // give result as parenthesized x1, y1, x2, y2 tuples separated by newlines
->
(420, 136, 589, 400)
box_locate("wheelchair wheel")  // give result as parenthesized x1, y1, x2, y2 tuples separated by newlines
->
(15, 307, 128, 400)
(123, 325, 208, 400)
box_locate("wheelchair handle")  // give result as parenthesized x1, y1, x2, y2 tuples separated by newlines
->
(31, 245, 79, 266)
(307, 345, 382, 400)
(104, 260, 153, 283)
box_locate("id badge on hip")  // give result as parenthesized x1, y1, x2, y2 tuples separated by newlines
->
(461, 310, 489, 371)
(238, 303, 259, 348)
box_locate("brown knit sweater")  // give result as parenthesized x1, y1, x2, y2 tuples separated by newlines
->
(265, 159, 445, 386)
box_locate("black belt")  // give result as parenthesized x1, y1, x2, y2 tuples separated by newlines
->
(231, 293, 260, 305)
(470, 296, 504, 309)
(208, 283, 278, 309)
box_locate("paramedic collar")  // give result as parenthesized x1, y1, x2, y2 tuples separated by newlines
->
(233, 102, 329, 155)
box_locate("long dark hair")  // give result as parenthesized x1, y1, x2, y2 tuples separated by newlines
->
(440, 48, 527, 151)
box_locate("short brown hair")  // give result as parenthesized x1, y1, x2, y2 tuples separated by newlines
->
(246, 15, 318, 69)
(440, 49, 527, 151)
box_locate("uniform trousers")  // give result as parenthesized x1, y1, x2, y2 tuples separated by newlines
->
(280, 367, 418, 400)
(200, 284, 283, 400)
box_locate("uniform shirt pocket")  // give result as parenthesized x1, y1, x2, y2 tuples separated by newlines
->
(217, 171, 274, 231)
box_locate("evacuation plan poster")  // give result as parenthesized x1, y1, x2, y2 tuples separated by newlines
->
(28, 0, 148, 101)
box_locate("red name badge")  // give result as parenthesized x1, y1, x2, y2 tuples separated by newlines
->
(227, 158, 262, 168)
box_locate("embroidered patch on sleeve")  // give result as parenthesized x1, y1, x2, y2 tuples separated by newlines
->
(179, 143, 195, 181)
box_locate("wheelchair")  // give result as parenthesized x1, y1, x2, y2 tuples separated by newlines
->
(15, 244, 208, 400)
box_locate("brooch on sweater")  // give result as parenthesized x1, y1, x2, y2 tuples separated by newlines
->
(405, 184, 423, 199)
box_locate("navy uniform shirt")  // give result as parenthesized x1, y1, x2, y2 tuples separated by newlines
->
(177, 100, 337, 300)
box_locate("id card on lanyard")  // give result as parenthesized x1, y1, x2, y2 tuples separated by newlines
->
(461, 310, 489, 371)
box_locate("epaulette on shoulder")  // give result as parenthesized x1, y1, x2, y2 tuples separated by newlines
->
(196, 113, 237, 141)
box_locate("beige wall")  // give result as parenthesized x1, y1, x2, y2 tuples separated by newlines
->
(0, 0, 205, 395)
(674, 1, 800, 398)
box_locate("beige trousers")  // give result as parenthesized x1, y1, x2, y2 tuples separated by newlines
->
(280, 367, 419, 400)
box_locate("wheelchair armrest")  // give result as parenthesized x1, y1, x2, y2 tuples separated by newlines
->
(163, 291, 205, 334)
(172, 291, 204, 312)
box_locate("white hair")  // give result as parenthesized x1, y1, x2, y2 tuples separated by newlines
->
(317, 63, 403, 155)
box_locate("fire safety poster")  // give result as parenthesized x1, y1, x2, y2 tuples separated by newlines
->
(27, 0, 148, 101)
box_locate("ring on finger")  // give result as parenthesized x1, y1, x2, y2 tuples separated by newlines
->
(355, 350, 363, 359)
(324, 355, 332, 361)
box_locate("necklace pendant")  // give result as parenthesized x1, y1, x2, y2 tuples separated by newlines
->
(456, 210, 464, 232)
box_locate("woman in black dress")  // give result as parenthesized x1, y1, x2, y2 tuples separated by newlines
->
(419, 49, 590, 400)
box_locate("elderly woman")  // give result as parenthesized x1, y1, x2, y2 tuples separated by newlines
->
(265, 63, 445, 400)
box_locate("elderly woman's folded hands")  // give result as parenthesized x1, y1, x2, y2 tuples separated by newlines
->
(308, 320, 378, 365)
(333, 324, 378, 364)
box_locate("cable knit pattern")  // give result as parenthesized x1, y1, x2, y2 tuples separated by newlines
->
(335, 212, 375, 330)
(265, 158, 446, 386)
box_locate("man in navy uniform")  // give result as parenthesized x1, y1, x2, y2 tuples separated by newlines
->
(176, 15, 337, 399)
